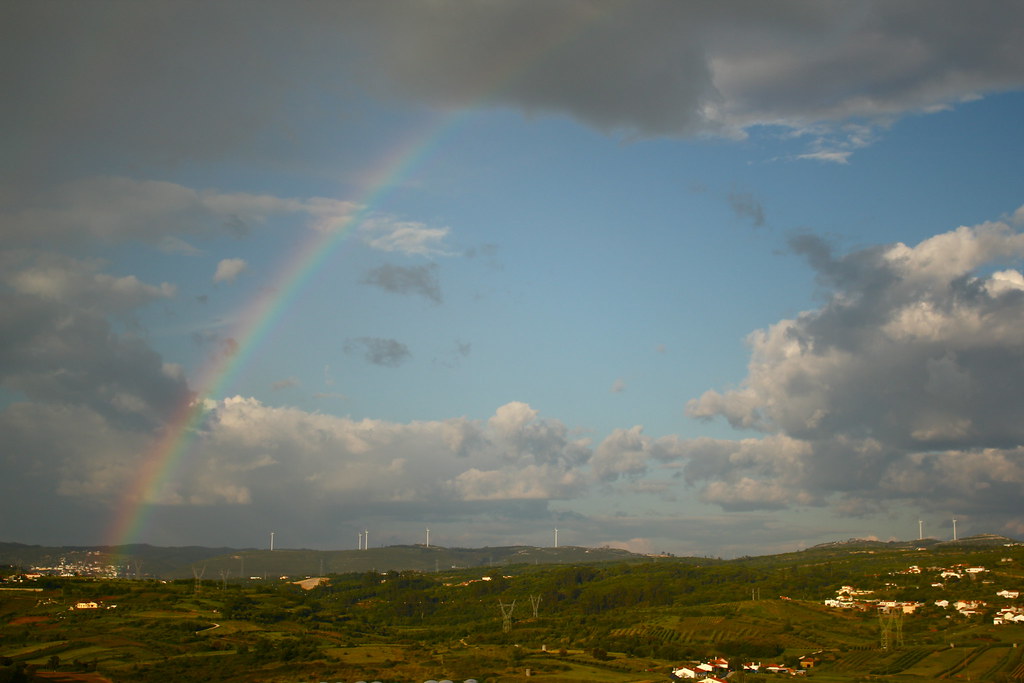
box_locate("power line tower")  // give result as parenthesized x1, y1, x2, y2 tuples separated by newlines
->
(530, 594, 541, 619)
(499, 599, 516, 634)
(192, 565, 206, 594)
(878, 607, 903, 649)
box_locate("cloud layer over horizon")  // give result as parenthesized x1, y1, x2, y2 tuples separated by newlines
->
(3, 1, 1024, 555)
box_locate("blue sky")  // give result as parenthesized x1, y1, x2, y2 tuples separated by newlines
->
(3, 1, 1024, 557)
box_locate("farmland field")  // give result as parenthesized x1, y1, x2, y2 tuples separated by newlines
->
(2, 541, 1024, 681)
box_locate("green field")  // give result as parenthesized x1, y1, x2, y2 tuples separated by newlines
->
(2, 541, 1024, 682)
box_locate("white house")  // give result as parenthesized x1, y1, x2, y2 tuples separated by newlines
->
(707, 657, 730, 670)
(994, 608, 1024, 625)
(764, 664, 793, 674)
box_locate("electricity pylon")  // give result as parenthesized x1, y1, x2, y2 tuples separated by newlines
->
(499, 599, 516, 633)
(879, 607, 903, 649)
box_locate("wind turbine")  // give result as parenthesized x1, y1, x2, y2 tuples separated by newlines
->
(952, 518, 958, 542)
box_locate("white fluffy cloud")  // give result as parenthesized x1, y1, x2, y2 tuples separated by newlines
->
(359, 219, 454, 257)
(213, 258, 247, 284)
(13, 396, 593, 513)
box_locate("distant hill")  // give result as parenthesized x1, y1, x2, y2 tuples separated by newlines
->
(808, 538, 939, 551)
(808, 533, 1020, 551)
(2, 533, 1017, 580)
(164, 544, 656, 579)
(935, 533, 1020, 547)
(0, 542, 656, 579)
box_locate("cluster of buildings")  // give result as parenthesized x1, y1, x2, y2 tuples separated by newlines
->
(69, 600, 117, 611)
(993, 606, 1024, 624)
(824, 585, 923, 614)
(932, 597, 1024, 623)
(824, 563, 1023, 625)
(672, 656, 815, 679)
(11, 552, 120, 578)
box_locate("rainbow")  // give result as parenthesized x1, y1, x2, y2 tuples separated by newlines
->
(105, 5, 618, 549)
(105, 117, 450, 549)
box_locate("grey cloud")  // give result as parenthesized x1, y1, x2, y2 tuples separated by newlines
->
(0, 290, 191, 432)
(361, 263, 442, 303)
(1, 251, 175, 313)
(222, 215, 250, 237)
(344, 336, 411, 367)
(271, 377, 300, 391)
(6, 1, 1024, 175)
(435, 340, 473, 370)
(0, 258, 195, 540)
(2, 2, 308, 173)
(683, 213, 1024, 527)
(727, 190, 765, 227)
(0, 177, 359, 247)
(464, 243, 502, 269)
(8, 397, 592, 547)
(342, 1, 1024, 145)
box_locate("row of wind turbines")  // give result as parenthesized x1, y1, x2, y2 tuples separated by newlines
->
(265, 528, 563, 551)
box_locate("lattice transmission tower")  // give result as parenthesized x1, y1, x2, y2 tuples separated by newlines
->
(878, 607, 903, 649)
(499, 599, 516, 634)
(192, 565, 206, 594)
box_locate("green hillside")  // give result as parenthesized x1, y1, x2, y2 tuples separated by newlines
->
(1, 539, 1023, 682)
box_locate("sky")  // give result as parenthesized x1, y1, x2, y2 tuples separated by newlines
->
(3, 1, 1024, 558)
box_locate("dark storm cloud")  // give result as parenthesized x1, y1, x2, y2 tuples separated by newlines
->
(361, 263, 442, 303)
(5, 1, 1024, 175)
(0, 291, 190, 432)
(0, 251, 195, 544)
